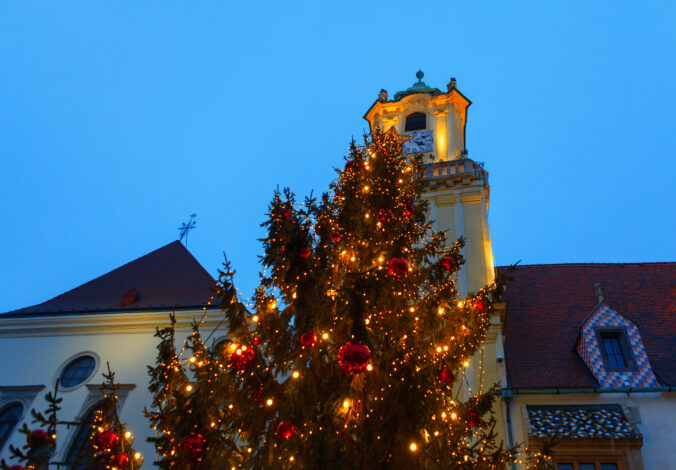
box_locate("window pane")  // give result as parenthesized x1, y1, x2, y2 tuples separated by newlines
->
(602, 334, 627, 368)
(579, 463, 596, 470)
(63, 405, 100, 469)
(405, 112, 426, 131)
(60, 355, 96, 388)
(557, 464, 574, 470)
(0, 403, 23, 451)
(601, 465, 618, 470)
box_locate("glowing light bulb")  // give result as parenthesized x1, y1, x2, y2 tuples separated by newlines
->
(252, 315, 259, 323)
(409, 442, 418, 452)
(189, 356, 196, 363)
(230, 344, 237, 351)
(343, 399, 350, 409)
(292, 371, 300, 379)
(322, 332, 329, 340)
(185, 385, 193, 392)
(366, 364, 373, 371)
(124, 431, 131, 439)
(266, 398, 273, 406)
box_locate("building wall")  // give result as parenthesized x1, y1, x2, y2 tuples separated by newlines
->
(507, 392, 676, 469)
(0, 310, 227, 467)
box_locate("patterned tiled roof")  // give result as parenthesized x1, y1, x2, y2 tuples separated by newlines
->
(527, 405, 638, 439)
(500, 263, 676, 388)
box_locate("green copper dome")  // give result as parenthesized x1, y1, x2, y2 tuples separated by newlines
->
(393, 70, 442, 101)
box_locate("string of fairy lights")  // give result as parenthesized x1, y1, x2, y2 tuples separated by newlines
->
(139, 128, 552, 469)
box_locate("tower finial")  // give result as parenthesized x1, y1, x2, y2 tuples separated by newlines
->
(593, 282, 604, 303)
(416, 70, 424, 82)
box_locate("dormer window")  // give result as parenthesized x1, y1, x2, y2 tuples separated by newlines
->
(597, 329, 636, 372)
(405, 112, 426, 131)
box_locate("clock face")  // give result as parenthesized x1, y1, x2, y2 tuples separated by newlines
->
(402, 130, 434, 154)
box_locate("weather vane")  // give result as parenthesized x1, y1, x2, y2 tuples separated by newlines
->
(178, 213, 197, 247)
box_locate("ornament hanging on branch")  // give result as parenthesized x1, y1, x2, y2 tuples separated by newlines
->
(252, 336, 262, 346)
(94, 430, 120, 451)
(377, 209, 393, 223)
(281, 208, 292, 218)
(331, 231, 341, 242)
(8, 465, 25, 470)
(439, 368, 454, 384)
(179, 432, 206, 462)
(344, 160, 363, 174)
(300, 332, 317, 348)
(228, 346, 255, 371)
(467, 411, 481, 428)
(441, 256, 458, 272)
(26, 429, 48, 447)
(402, 201, 414, 218)
(476, 299, 486, 312)
(387, 257, 409, 279)
(111, 453, 130, 469)
(338, 342, 371, 375)
(299, 247, 311, 259)
(276, 421, 295, 440)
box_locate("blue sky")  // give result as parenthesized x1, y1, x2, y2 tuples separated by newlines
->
(1, 1, 674, 312)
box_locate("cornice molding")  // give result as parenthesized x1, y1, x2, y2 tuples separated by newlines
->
(0, 308, 223, 338)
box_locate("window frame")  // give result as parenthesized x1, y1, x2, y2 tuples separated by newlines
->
(55, 352, 100, 392)
(595, 328, 637, 372)
(0, 401, 24, 452)
(556, 458, 624, 470)
(404, 112, 427, 132)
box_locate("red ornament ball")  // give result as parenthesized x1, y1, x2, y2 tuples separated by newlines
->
(402, 201, 414, 217)
(228, 345, 255, 371)
(476, 299, 486, 312)
(276, 421, 295, 440)
(344, 160, 363, 174)
(377, 209, 393, 223)
(441, 256, 458, 271)
(281, 208, 292, 218)
(180, 433, 206, 461)
(300, 332, 317, 348)
(387, 257, 409, 279)
(111, 453, 130, 469)
(252, 336, 262, 346)
(330, 231, 341, 242)
(9, 465, 25, 470)
(439, 368, 454, 384)
(467, 411, 481, 428)
(338, 342, 371, 375)
(27, 429, 48, 447)
(299, 247, 311, 259)
(94, 430, 120, 451)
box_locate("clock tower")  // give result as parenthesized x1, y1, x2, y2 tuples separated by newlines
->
(363, 75, 506, 442)
(363, 71, 495, 297)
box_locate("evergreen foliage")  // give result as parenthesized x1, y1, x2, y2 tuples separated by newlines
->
(145, 128, 554, 468)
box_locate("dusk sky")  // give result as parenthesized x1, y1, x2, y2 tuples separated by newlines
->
(1, 2, 674, 313)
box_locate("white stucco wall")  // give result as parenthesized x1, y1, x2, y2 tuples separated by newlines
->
(0, 309, 227, 468)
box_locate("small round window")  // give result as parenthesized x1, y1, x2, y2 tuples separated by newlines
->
(60, 355, 96, 388)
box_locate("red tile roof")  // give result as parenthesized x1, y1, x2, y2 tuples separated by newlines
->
(499, 263, 676, 389)
(2, 241, 216, 316)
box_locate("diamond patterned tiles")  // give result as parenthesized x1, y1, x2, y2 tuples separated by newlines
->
(527, 405, 639, 439)
(577, 304, 659, 388)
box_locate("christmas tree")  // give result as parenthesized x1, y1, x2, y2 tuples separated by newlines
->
(0, 364, 141, 470)
(146, 128, 549, 468)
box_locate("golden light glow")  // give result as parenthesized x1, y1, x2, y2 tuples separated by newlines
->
(252, 315, 259, 323)
(230, 343, 238, 351)
(266, 399, 273, 406)
(322, 332, 329, 340)
(189, 356, 196, 363)
(185, 385, 193, 392)
(292, 371, 300, 379)
(366, 364, 373, 371)
(409, 442, 418, 452)
(343, 399, 351, 409)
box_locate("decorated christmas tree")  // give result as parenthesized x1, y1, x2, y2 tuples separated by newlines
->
(0, 364, 141, 470)
(146, 128, 549, 468)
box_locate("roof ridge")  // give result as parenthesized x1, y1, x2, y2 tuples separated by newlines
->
(497, 261, 676, 268)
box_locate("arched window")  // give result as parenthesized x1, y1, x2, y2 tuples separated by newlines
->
(60, 355, 96, 389)
(405, 112, 426, 131)
(63, 404, 101, 470)
(0, 402, 23, 451)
